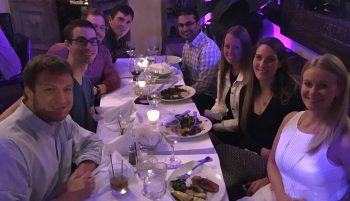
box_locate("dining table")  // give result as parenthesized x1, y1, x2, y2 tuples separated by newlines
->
(87, 57, 229, 201)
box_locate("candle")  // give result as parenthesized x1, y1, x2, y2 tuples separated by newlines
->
(138, 80, 146, 88)
(147, 110, 160, 124)
(137, 58, 148, 69)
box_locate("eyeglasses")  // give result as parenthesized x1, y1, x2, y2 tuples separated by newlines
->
(178, 21, 196, 28)
(71, 37, 99, 46)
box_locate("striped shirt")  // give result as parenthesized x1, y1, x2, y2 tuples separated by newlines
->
(181, 31, 221, 98)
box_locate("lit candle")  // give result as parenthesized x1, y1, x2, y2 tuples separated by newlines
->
(138, 80, 146, 88)
(147, 110, 160, 124)
(137, 58, 148, 69)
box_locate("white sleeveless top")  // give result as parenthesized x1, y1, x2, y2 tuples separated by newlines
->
(275, 111, 347, 201)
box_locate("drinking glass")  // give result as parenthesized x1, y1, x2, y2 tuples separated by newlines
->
(136, 154, 158, 180)
(159, 119, 181, 168)
(117, 109, 136, 135)
(129, 59, 142, 81)
(142, 171, 167, 201)
(108, 162, 133, 197)
(147, 90, 162, 109)
(126, 41, 135, 58)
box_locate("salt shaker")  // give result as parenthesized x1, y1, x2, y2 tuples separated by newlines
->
(129, 144, 136, 166)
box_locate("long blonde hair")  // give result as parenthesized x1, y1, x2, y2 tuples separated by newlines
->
(301, 54, 350, 153)
(218, 26, 252, 100)
(240, 37, 298, 133)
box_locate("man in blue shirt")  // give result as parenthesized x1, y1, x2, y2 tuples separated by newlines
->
(0, 54, 103, 201)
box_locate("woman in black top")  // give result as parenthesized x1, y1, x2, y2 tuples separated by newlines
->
(216, 37, 304, 200)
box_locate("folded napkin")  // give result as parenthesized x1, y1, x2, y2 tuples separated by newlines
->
(133, 124, 162, 150)
(97, 100, 136, 125)
(148, 62, 175, 77)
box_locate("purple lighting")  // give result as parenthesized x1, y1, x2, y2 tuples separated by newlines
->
(272, 24, 292, 48)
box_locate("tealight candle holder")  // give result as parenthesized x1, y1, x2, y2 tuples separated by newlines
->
(147, 109, 160, 125)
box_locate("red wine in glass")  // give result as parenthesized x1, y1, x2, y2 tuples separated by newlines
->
(131, 69, 141, 81)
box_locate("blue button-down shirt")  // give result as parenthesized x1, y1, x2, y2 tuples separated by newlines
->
(0, 102, 103, 201)
(181, 31, 221, 98)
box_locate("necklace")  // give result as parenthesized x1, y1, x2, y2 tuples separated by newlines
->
(280, 113, 310, 172)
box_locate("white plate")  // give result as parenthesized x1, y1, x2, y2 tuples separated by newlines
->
(168, 161, 225, 201)
(161, 85, 196, 102)
(157, 55, 182, 65)
(180, 115, 212, 139)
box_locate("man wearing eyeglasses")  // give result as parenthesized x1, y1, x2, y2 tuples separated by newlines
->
(104, 4, 134, 62)
(48, 8, 121, 97)
(0, 20, 98, 131)
(62, 19, 98, 132)
(177, 8, 221, 115)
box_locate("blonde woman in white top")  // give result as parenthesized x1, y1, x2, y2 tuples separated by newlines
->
(205, 26, 252, 142)
(239, 54, 350, 201)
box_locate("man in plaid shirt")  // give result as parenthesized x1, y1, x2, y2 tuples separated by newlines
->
(178, 8, 221, 115)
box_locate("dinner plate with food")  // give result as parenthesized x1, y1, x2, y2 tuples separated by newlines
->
(161, 85, 196, 101)
(168, 160, 225, 201)
(175, 113, 212, 138)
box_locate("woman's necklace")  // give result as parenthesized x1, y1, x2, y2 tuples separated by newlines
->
(280, 114, 310, 172)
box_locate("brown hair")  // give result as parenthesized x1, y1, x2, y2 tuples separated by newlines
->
(23, 54, 73, 92)
(240, 37, 298, 133)
(218, 25, 252, 100)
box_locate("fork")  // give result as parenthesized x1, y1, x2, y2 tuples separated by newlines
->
(178, 156, 213, 180)
(193, 111, 198, 128)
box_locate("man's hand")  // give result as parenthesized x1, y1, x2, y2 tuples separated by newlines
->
(54, 170, 95, 201)
(75, 160, 98, 177)
(246, 177, 269, 196)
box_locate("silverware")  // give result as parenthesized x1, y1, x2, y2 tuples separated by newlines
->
(164, 110, 190, 125)
(193, 111, 198, 128)
(178, 156, 213, 180)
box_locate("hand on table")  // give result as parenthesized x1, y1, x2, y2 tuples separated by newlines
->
(66, 170, 95, 200)
(245, 177, 269, 196)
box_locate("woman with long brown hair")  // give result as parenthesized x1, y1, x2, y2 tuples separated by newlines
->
(217, 37, 304, 200)
(205, 25, 252, 143)
(240, 54, 350, 201)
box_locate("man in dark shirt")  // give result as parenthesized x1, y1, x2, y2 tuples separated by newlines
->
(104, 4, 134, 62)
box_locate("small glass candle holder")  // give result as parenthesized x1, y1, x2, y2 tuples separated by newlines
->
(147, 109, 160, 125)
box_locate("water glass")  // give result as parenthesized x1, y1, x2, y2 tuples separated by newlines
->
(147, 90, 162, 109)
(136, 155, 158, 180)
(142, 171, 167, 201)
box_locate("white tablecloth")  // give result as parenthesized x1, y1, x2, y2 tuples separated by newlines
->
(89, 58, 229, 201)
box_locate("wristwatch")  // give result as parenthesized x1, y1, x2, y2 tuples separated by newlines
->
(94, 85, 101, 95)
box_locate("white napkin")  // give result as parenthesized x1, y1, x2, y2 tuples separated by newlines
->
(97, 101, 136, 125)
(133, 124, 162, 149)
(148, 62, 175, 76)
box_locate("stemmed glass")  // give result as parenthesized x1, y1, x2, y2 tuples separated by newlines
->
(126, 41, 135, 58)
(147, 90, 162, 109)
(142, 171, 167, 201)
(129, 59, 142, 81)
(159, 119, 181, 168)
(117, 109, 136, 135)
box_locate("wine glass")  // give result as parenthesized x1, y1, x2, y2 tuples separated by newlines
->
(126, 41, 135, 58)
(117, 109, 136, 135)
(142, 171, 167, 201)
(159, 119, 181, 168)
(129, 59, 142, 81)
(147, 90, 162, 109)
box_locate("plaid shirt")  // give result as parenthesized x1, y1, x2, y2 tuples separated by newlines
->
(181, 31, 221, 98)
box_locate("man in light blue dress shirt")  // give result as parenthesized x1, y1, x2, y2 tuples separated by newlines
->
(0, 54, 103, 201)
(177, 8, 221, 115)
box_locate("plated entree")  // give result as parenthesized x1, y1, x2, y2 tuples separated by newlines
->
(175, 114, 203, 136)
(161, 85, 189, 100)
(171, 176, 219, 201)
